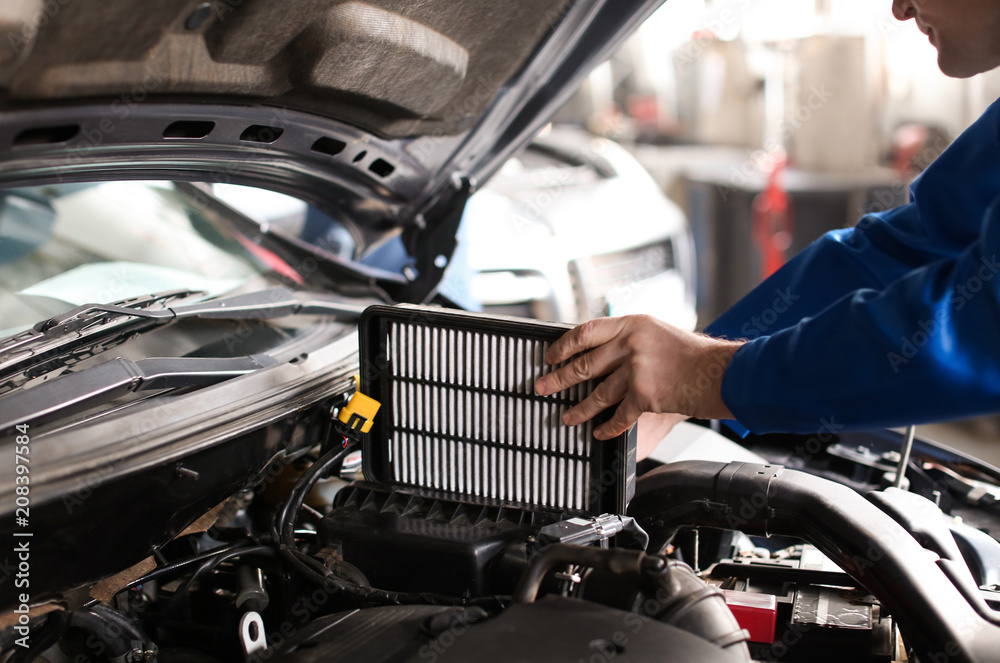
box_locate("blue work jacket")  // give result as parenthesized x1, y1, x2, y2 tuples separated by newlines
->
(705, 97, 1000, 434)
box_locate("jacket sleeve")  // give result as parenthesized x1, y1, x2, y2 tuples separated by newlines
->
(720, 198, 1000, 434)
(704, 97, 1000, 434)
(706, 96, 1000, 346)
(704, 203, 962, 344)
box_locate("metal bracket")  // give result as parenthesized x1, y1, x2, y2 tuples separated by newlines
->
(391, 175, 475, 303)
(240, 611, 268, 657)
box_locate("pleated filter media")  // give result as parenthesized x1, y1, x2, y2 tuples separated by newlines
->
(359, 305, 636, 515)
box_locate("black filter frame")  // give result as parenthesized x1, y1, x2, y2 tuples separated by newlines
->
(358, 304, 636, 516)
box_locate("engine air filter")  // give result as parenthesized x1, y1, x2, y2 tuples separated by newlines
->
(359, 305, 636, 516)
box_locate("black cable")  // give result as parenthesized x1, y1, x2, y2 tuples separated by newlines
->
(272, 442, 355, 549)
(164, 546, 276, 609)
(271, 443, 508, 609)
(79, 539, 264, 610)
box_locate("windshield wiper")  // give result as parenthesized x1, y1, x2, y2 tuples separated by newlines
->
(0, 287, 364, 392)
(0, 355, 278, 431)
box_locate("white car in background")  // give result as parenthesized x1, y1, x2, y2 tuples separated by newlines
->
(460, 125, 696, 329)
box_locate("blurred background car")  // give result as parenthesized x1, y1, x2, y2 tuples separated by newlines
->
(459, 124, 696, 328)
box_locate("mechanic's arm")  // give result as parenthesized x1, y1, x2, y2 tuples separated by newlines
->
(719, 200, 1000, 433)
(536, 200, 971, 449)
(706, 203, 971, 343)
(538, 200, 1000, 438)
(709, 98, 1000, 342)
(535, 203, 966, 453)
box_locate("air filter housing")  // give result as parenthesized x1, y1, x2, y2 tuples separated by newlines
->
(359, 305, 636, 516)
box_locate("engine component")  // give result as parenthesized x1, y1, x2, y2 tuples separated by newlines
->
(721, 590, 777, 645)
(320, 305, 643, 601)
(629, 460, 1000, 663)
(704, 547, 895, 661)
(358, 304, 636, 515)
(950, 518, 1000, 588)
(335, 389, 381, 435)
(321, 482, 546, 596)
(513, 544, 750, 661)
(239, 612, 267, 658)
(273, 597, 744, 663)
(889, 424, 916, 488)
(537, 513, 648, 549)
(14, 607, 159, 663)
(235, 566, 268, 613)
(236, 565, 269, 657)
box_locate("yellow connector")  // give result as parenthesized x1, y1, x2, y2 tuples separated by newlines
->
(338, 391, 381, 434)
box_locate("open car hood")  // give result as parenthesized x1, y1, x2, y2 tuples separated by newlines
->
(0, 0, 664, 301)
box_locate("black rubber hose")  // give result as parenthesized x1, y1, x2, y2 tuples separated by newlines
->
(272, 442, 355, 553)
(325, 557, 370, 586)
(655, 560, 751, 659)
(67, 609, 136, 658)
(629, 460, 1000, 663)
(513, 544, 749, 661)
(164, 546, 276, 610)
(86, 605, 147, 645)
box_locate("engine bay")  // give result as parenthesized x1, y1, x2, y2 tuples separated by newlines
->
(4, 306, 1000, 663)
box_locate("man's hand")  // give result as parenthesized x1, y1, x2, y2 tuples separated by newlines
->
(637, 412, 688, 460)
(534, 315, 743, 440)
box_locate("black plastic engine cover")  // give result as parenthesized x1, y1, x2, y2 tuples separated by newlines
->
(273, 597, 740, 663)
(321, 482, 561, 596)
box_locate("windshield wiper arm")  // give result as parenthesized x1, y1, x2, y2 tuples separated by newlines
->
(0, 354, 278, 431)
(0, 287, 363, 381)
(0, 287, 365, 398)
(29, 286, 364, 341)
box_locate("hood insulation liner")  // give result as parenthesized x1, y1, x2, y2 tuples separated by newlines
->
(359, 305, 636, 516)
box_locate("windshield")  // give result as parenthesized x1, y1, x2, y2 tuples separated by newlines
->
(0, 181, 271, 336)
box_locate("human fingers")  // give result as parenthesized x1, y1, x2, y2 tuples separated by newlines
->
(544, 317, 626, 365)
(562, 369, 628, 426)
(535, 340, 621, 397)
(593, 395, 644, 440)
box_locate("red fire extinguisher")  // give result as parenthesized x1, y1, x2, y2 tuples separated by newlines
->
(751, 156, 793, 280)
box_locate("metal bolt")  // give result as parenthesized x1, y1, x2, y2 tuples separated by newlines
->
(175, 465, 200, 480)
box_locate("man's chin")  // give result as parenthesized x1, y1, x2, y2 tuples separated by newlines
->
(937, 52, 1000, 78)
